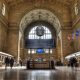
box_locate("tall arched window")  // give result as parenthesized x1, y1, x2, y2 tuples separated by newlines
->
(2, 3, 5, 16)
(28, 26, 52, 39)
(74, 3, 78, 15)
(27, 25, 53, 54)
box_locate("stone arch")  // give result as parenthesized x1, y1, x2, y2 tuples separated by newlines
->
(20, 9, 61, 34)
(17, 9, 63, 62)
(18, 7, 63, 27)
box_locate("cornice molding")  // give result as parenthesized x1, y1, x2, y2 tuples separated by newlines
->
(61, 22, 73, 30)
(61, 27, 72, 30)
(8, 23, 19, 30)
(9, 23, 18, 27)
(5, 0, 71, 8)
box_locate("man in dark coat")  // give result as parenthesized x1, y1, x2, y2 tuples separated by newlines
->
(27, 58, 30, 69)
(50, 57, 55, 69)
(4, 57, 10, 69)
(69, 57, 77, 67)
(10, 57, 14, 69)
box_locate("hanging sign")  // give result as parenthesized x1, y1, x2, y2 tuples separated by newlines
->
(75, 30, 79, 37)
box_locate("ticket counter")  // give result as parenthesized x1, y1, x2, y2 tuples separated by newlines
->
(29, 61, 50, 69)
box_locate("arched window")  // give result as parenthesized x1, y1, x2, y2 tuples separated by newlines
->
(2, 3, 5, 16)
(74, 3, 78, 15)
(28, 26, 52, 39)
(27, 25, 53, 54)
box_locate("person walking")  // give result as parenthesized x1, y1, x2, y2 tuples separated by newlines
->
(10, 57, 14, 69)
(50, 57, 55, 69)
(19, 59, 23, 67)
(27, 58, 30, 69)
(4, 57, 10, 69)
(69, 57, 77, 68)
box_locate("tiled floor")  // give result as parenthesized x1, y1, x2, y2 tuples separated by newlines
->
(0, 66, 80, 80)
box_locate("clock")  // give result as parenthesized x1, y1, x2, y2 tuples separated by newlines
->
(36, 26, 44, 36)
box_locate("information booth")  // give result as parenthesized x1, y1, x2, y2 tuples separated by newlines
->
(27, 49, 50, 69)
(29, 58, 50, 69)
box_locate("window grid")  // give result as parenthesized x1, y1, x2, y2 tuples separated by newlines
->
(28, 26, 53, 54)
(28, 26, 52, 39)
(28, 49, 53, 54)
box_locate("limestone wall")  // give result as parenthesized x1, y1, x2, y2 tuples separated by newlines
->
(7, 27, 19, 58)
(0, 21, 7, 52)
(71, 0, 80, 52)
(0, 0, 77, 60)
(0, 0, 8, 52)
(7, 1, 73, 59)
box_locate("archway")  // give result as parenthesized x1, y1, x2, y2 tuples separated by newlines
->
(18, 9, 63, 63)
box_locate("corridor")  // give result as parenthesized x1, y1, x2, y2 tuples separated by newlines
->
(0, 67, 80, 80)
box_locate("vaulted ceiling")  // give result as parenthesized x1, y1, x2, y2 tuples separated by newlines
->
(5, 0, 74, 7)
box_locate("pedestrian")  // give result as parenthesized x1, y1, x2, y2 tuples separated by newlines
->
(4, 57, 10, 69)
(19, 59, 23, 67)
(27, 58, 30, 69)
(69, 57, 77, 68)
(10, 57, 14, 69)
(50, 57, 55, 69)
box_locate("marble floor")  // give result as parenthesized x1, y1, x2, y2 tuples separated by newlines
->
(0, 66, 80, 80)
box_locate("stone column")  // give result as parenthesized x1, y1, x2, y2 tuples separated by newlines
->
(61, 28, 74, 59)
(17, 31, 20, 63)
(0, 22, 1, 51)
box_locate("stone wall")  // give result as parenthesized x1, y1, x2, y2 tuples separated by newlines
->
(71, 0, 80, 52)
(0, 0, 8, 52)
(8, 0, 71, 27)
(0, 0, 77, 60)
(62, 29, 74, 57)
(7, 26, 19, 58)
(0, 21, 8, 52)
(7, 1, 72, 59)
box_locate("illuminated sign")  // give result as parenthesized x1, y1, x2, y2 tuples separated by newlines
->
(36, 48, 44, 54)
